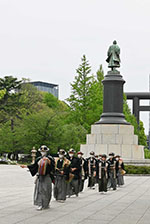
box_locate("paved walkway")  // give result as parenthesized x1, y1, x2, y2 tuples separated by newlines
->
(1, 165, 150, 224)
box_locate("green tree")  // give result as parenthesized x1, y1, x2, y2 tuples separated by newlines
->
(0, 121, 14, 153)
(0, 76, 23, 124)
(0, 76, 22, 111)
(138, 121, 147, 146)
(0, 89, 6, 100)
(19, 82, 43, 113)
(14, 105, 87, 154)
(67, 55, 92, 129)
(0, 76, 24, 154)
(0, 77, 44, 154)
(0, 76, 21, 95)
(54, 123, 87, 151)
(67, 56, 104, 132)
(14, 106, 57, 153)
(123, 95, 138, 135)
(43, 92, 69, 112)
(87, 65, 104, 126)
(43, 92, 59, 109)
(123, 95, 147, 146)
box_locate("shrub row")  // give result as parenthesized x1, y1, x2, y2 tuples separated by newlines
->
(125, 165, 150, 174)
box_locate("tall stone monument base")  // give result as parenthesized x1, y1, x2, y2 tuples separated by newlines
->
(80, 124, 144, 160)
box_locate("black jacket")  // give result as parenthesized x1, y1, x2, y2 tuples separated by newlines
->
(95, 160, 108, 178)
(55, 158, 70, 180)
(107, 158, 117, 171)
(68, 156, 80, 179)
(27, 155, 55, 180)
(116, 160, 125, 173)
(79, 158, 88, 179)
(86, 157, 97, 175)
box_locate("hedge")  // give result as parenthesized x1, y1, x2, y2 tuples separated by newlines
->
(125, 165, 150, 174)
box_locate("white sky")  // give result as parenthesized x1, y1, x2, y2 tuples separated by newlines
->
(0, 0, 150, 134)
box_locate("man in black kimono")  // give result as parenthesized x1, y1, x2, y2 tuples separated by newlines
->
(87, 151, 97, 189)
(95, 155, 99, 161)
(107, 152, 117, 190)
(98, 154, 102, 161)
(95, 154, 108, 193)
(77, 151, 87, 192)
(116, 155, 125, 187)
(54, 149, 70, 202)
(21, 145, 55, 210)
(67, 148, 80, 197)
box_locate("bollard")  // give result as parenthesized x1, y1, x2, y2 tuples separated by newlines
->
(31, 147, 37, 164)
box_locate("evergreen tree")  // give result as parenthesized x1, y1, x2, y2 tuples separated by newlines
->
(87, 65, 104, 124)
(0, 76, 22, 109)
(67, 57, 104, 132)
(138, 121, 147, 146)
(67, 55, 92, 130)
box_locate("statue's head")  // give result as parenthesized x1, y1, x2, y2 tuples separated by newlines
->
(113, 40, 117, 45)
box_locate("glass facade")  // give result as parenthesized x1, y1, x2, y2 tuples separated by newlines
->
(31, 81, 59, 98)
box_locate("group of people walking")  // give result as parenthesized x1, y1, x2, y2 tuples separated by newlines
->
(21, 145, 125, 211)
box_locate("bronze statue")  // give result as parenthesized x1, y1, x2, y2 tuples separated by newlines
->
(106, 40, 120, 71)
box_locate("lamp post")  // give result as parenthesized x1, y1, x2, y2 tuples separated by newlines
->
(31, 147, 37, 164)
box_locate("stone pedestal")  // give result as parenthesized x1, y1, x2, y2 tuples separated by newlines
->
(80, 124, 144, 160)
(96, 72, 129, 125)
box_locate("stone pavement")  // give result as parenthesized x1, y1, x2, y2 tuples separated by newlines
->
(1, 165, 150, 224)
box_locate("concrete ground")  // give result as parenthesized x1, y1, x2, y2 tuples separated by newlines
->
(1, 165, 150, 224)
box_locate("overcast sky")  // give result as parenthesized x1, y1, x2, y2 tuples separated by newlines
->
(0, 0, 150, 134)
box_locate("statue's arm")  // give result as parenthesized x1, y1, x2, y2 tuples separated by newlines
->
(116, 46, 120, 55)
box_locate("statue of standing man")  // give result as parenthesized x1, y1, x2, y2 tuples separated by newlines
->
(106, 40, 120, 71)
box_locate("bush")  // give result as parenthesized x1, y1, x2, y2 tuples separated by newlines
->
(0, 160, 8, 164)
(144, 148, 150, 159)
(125, 165, 150, 174)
